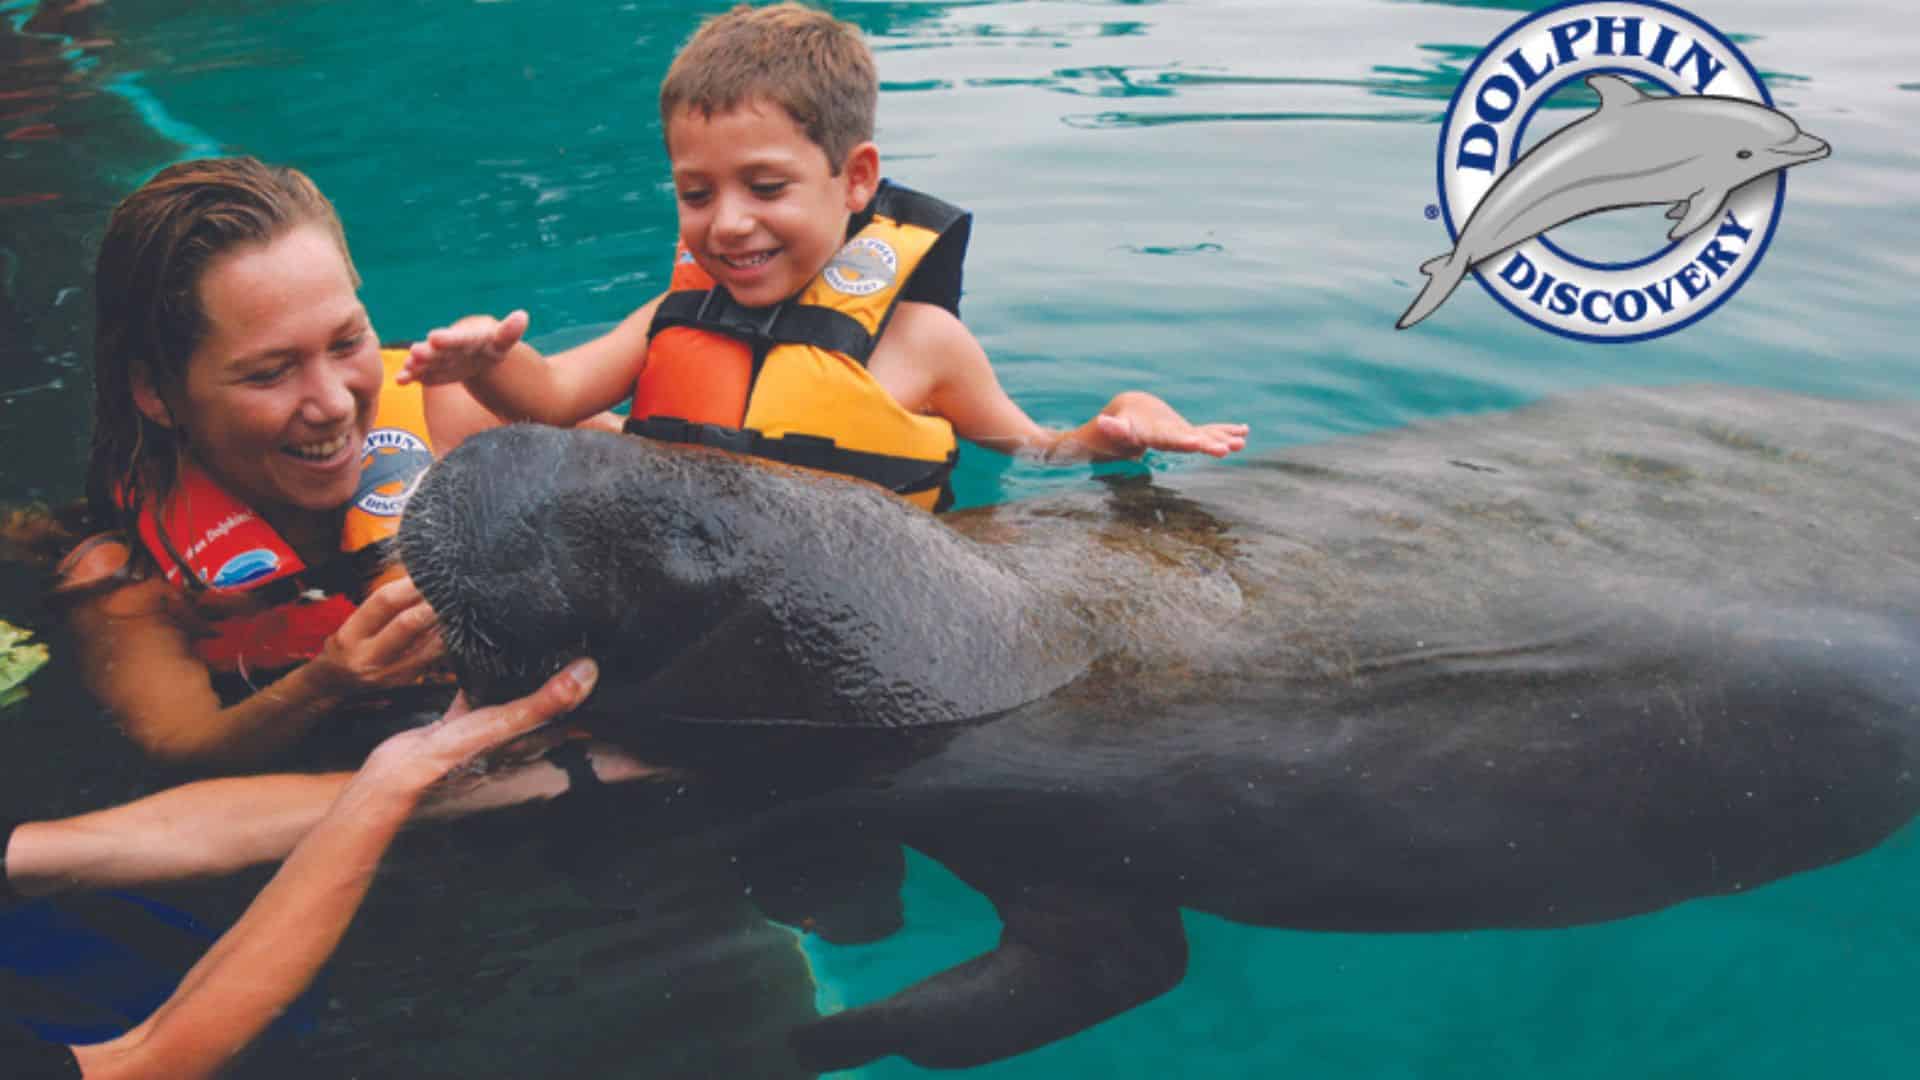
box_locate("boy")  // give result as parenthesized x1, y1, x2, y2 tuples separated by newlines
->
(403, 2, 1245, 511)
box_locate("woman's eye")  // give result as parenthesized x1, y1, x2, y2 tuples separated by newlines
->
(330, 331, 367, 354)
(242, 364, 291, 385)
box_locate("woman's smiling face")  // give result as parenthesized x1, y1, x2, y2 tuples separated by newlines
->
(157, 223, 382, 525)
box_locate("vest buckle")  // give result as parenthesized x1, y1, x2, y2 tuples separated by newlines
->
(696, 288, 785, 343)
(692, 422, 757, 456)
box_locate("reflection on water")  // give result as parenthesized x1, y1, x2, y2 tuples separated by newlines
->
(1063, 107, 1437, 128)
(4, 0, 1919, 1077)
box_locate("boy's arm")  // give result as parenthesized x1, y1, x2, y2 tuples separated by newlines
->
(893, 303, 1247, 462)
(402, 296, 666, 427)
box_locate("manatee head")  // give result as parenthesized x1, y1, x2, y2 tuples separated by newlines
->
(398, 425, 751, 705)
(398, 425, 1090, 728)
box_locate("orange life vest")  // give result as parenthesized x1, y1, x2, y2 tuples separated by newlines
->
(132, 349, 434, 673)
(627, 181, 968, 512)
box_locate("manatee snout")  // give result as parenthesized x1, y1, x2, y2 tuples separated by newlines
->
(399, 424, 712, 705)
(397, 425, 574, 703)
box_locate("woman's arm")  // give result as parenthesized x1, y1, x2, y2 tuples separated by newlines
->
(62, 543, 443, 765)
(3, 741, 649, 897)
(63, 659, 599, 1080)
(5, 772, 347, 896)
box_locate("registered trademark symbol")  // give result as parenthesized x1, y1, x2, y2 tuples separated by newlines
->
(1424, 204, 1440, 220)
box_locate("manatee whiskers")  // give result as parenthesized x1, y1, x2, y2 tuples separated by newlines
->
(399, 439, 601, 702)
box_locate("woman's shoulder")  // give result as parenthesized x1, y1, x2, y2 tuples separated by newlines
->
(56, 531, 131, 581)
(53, 533, 172, 618)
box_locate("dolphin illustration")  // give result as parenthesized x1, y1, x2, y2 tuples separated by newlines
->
(1397, 74, 1831, 330)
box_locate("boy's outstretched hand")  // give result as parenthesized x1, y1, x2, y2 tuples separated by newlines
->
(399, 309, 531, 386)
(1081, 391, 1248, 460)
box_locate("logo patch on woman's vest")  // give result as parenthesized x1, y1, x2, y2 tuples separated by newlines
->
(355, 429, 433, 518)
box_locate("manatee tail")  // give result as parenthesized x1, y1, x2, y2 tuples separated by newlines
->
(1395, 251, 1471, 330)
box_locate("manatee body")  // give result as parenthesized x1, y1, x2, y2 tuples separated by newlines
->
(399, 386, 1920, 1072)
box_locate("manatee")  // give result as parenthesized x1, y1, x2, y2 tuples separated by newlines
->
(398, 386, 1920, 1072)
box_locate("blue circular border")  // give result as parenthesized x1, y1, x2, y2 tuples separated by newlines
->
(1433, 0, 1788, 344)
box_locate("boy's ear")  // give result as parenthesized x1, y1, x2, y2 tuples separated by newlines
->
(842, 141, 881, 211)
(132, 369, 174, 429)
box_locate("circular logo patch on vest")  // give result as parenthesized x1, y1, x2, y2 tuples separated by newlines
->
(823, 237, 899, 296)
(355, 429, 432, 518)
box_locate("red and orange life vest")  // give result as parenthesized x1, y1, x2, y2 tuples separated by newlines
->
(627, 181, 968, 512)
(132, 349, 434, 673)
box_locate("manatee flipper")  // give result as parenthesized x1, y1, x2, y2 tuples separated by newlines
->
(788, 882, 1188, 1072)
(1396, 251, 1471, 330)
(1667, 188, 1727, 241)
(732, 815, 907, 945)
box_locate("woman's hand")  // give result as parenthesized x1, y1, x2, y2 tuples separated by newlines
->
(311, 576, 446, 695)
(354, 659, 601, 802)
(66, 660, 600, 1080)
(4, 662, 610, 899)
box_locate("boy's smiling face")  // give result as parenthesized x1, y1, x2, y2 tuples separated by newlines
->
(667, 99, 879, 309)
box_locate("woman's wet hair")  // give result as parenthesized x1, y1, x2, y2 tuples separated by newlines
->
(85, 156, 358, 545)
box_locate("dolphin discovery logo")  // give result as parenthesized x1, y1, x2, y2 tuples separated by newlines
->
(355, 429, 432, 517)
(823, 236, 899, 297)
(1399, 1, 1830, 341)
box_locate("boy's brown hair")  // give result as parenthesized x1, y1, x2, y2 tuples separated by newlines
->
(659, 2, 877, 172)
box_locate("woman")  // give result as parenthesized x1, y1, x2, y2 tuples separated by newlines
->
(60, 157, 502, 764)
(2, 658, 605, 1079)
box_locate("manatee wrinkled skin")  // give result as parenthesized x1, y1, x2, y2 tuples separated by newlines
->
(399, 386, 1920, 1073)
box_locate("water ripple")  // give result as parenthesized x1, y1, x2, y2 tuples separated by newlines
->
(1118, 241, 1225, 256)
(1064, 109, 1439, 130)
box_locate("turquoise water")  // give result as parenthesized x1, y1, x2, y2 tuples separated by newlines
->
(3, 0, 1916, 1076)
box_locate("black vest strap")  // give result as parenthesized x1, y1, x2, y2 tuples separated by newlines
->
(651, 289, 879, 365)
(861, 180, 971, 317)
(624, 415, 955, 506)
(867, 180, 969, 235)
(647, 180, 973, 351)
